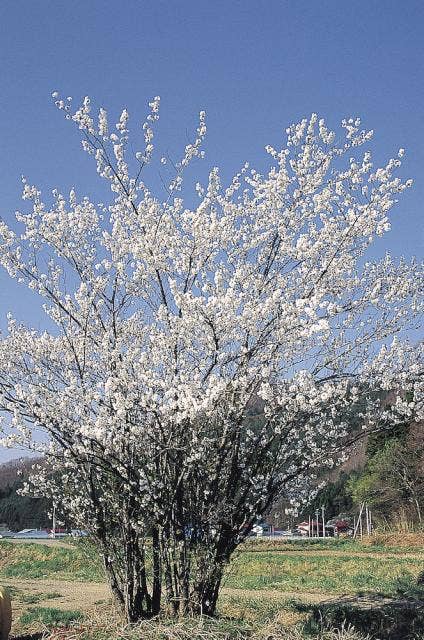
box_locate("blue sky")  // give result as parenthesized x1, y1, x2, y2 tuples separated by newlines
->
(0, 0, 423, 459)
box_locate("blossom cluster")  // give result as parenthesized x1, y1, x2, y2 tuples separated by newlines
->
(0, 96, 422, 537)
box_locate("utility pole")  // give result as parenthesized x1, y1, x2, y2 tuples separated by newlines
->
(321, 505, 326, 538)
(365, 504, 370, 535)
(308, 515, 311, 538)
(353, 503, 365, 539)
(52, 503, 56, 539)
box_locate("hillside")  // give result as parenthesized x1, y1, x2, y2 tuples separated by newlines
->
(0, 457, 50, 530)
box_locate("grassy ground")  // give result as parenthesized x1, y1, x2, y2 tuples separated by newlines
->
(226, 548, 422, 595)
(242, 534, 424, 553)
(0, 536, 422, 639)
(0, 539, 103, 582)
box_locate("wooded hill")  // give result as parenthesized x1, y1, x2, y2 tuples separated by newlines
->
(0, 457, 50, 530)
(298, 418, 424, 528)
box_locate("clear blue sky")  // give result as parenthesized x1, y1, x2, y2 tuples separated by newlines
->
(0, 0, 423, 459)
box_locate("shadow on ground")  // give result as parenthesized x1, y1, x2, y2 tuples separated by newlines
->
(296, 595, 424, 639)
(11, 635, 44, 640)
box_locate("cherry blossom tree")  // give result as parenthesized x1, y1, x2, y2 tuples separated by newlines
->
(0, 95, 422, 620)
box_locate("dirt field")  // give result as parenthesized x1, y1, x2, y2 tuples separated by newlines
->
(8, 577, 110, 615)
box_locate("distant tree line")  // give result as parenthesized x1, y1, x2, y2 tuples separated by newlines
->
(300, 418, 424, 528)
(0, 458, 50, 530)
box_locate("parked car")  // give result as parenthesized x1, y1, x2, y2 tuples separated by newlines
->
(14, 529, 50, 539)
(70, 529, 88, 537)
(251, 522, 274, 537)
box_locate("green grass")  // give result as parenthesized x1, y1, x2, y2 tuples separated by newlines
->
(20, 590, 62, 604)
(0, 584, 62, 604)
(0, 538, 422, 598)
(19, 606, 84, 627)
(242, 536, 424, 554)
(1, 537, 423, 640)
(218, 593, 302, 624)
(0, 539, 104, 581)
(395, 574, 424, 600)
(225, 550, 422, 596)
(1, 538, 421, 639)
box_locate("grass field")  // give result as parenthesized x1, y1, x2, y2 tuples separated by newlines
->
(0, 536, 422, 639)
(226, 548, 422, 595)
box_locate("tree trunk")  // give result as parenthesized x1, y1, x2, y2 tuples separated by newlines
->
(123, 528, 154, 621)
(102, 531, 157, 621)
(414, 497, 422, 524)
(191, 568, 224, 616)
(151, 526, 162, 615)
(103, 553, 125, 609)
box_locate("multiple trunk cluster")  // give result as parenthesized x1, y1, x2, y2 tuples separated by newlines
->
(52, 408, 290, 619)
(45, 396, 378, 620)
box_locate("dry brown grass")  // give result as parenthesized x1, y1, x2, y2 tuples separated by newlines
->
(42, 615, 373, 640)
(361, 532, 424, 549)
